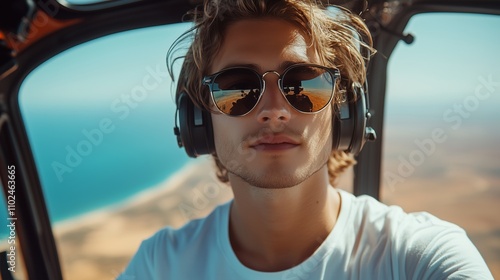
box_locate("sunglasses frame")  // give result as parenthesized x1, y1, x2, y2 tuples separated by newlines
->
(202, 63, 340, 117)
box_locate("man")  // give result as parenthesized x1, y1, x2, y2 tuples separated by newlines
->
(119, 0, 493, 279)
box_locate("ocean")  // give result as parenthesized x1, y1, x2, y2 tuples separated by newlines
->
(0, 97, 192, 240)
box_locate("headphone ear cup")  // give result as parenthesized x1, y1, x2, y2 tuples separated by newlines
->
(332, 83, 370, 155)
(332, 89, 356, 153)
(176, 92, 215, 157)
(349, 84, 368, 155)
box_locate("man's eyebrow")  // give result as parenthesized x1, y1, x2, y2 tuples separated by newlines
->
(279, 60, 308, 70)
(220, 60, 309, 72)
(221, 63, 259, 70)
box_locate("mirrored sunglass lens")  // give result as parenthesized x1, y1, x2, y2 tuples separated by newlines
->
(211, 69, 261, 116)
(282, 66, 334, 112)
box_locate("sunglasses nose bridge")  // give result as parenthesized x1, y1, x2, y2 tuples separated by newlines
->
(255, 70, 292, 115)
(261, 70, 283, 94)
(262, 70, 281, 79)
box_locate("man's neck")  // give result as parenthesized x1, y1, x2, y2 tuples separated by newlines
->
(228, 166, 341, 272)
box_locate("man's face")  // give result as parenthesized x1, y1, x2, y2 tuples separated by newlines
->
(210, 18, 333, 189)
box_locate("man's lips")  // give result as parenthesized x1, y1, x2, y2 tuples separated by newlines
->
(249, 134, 300, 151)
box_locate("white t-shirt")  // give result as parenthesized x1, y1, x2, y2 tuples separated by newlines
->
(119, 190, 493, 279)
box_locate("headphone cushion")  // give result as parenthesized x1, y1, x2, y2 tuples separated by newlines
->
(332, 84, 368, 155)
(177, 92, 215, 157)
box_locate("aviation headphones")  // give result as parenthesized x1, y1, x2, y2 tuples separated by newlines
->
(173, 80, 376, 158)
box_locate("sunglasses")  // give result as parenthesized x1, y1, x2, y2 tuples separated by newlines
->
(202, 64, 340, 116)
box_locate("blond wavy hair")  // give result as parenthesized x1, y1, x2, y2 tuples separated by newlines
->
(167, 0, 374, 186)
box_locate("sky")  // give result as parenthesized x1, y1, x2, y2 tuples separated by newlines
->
(387, 12, 500, 101)
(20, 23, 191, 108)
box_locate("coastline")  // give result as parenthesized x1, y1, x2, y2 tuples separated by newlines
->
(52, 159, 200, 235)
(54, 156, 234, 280)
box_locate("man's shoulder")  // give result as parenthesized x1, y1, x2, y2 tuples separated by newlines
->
(341, 190, 459, 232)
(339, 190, 493, 279)
(339, 189, 467, 257)
(118, 201, 232, 279)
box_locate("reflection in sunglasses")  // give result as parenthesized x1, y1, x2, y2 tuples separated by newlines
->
(206, 64, 339, 116)
(227, 89, 261, 115)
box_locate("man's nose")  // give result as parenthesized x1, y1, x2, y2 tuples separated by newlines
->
(255, 76, 292, 128)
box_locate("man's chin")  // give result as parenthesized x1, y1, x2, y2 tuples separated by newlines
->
(229, 170, 306, 189)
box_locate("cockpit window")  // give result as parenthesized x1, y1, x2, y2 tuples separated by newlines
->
(12, 23, 197, 279)
(383, 12, 500, 274)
